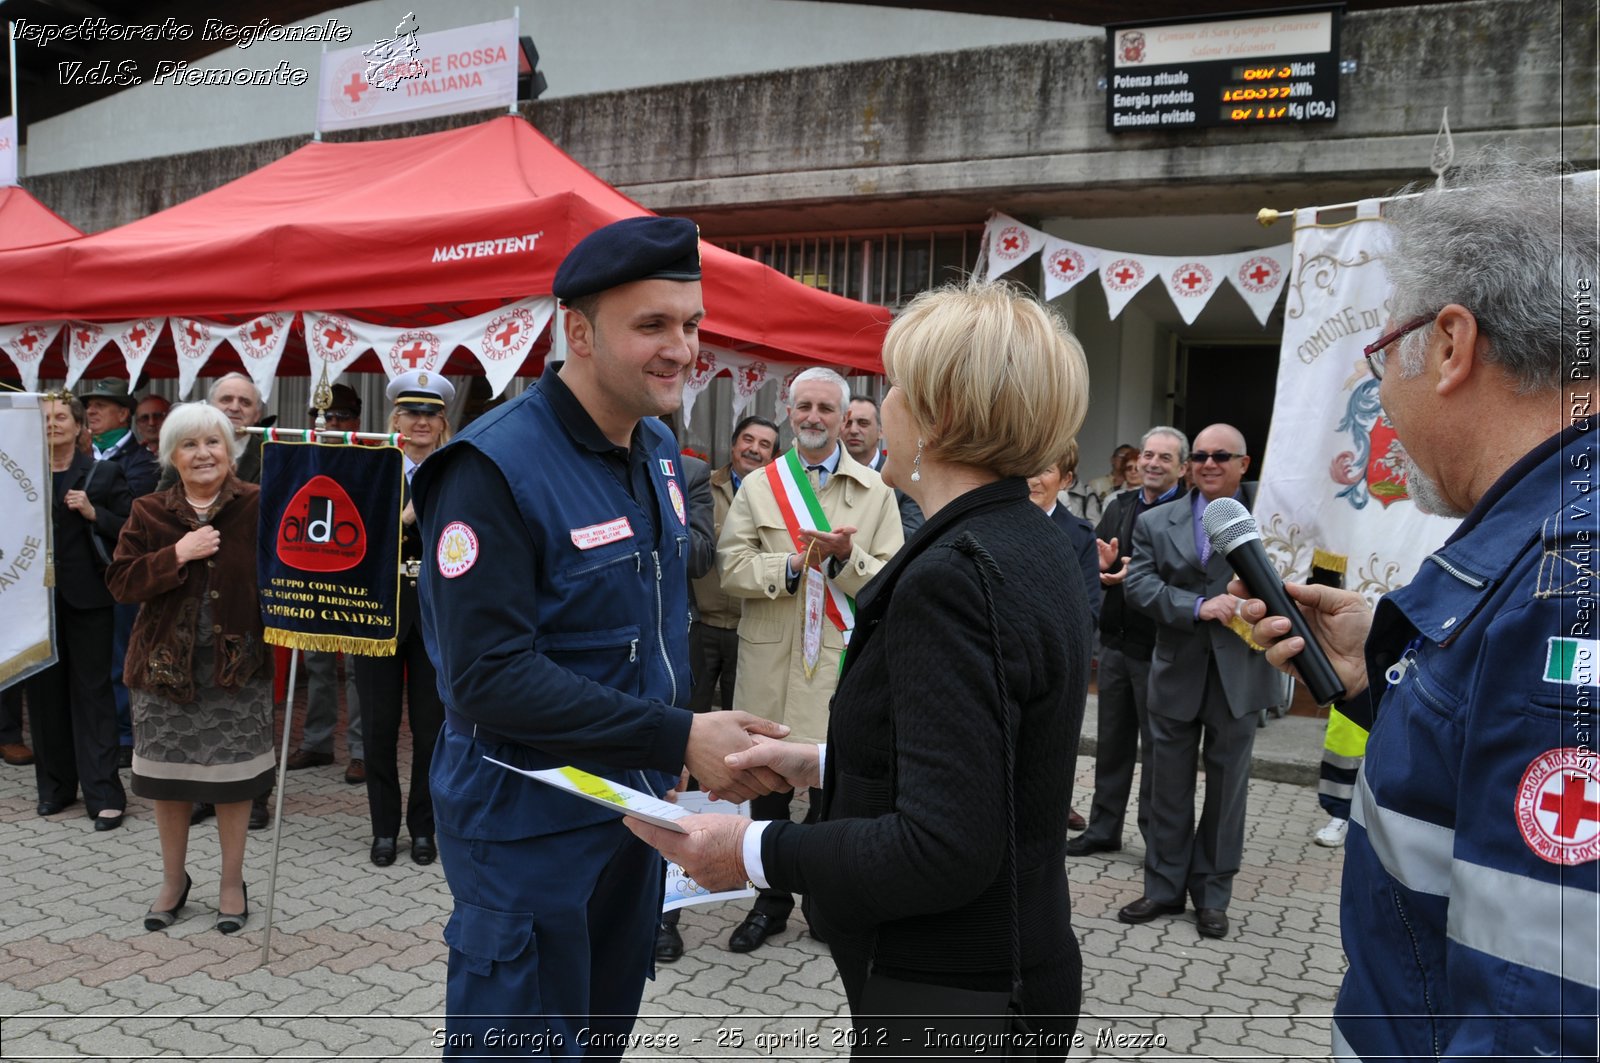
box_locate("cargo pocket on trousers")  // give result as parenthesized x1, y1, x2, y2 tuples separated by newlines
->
(444, 901, 537, 982)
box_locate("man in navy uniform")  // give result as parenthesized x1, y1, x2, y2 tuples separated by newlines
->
(414, 215, 789, 1059)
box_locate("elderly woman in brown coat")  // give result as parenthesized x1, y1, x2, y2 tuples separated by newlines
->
(107, 401, 273, 935)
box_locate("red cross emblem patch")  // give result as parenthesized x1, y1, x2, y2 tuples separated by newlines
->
(995, 225, 1030, 261)
(1516, 747, 1600, 866)
(1171, 262, 1215, 298)
(1105, 258, 1145, 292)
(1237, 255, 1282, 294)
(1047, 248, 1087, 283)
(388, 330, 441, 375)
(480, 307, 536, 362)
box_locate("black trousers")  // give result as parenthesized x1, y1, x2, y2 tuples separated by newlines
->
(26, 599, 125, 816)
(353, 624, 444, 839)
(687, 622, 739, 713)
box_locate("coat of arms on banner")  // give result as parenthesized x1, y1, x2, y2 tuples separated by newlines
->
(1330, 380, 1411, 509)
(1118, 31, 1147, 64)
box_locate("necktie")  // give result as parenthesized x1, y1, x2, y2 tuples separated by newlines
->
(807, 464, 825, 489)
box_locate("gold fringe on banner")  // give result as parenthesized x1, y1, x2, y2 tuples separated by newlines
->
(1312, 548, 1349, 576)
(0, 638, 55, 688)
(264, 628, 396, 657)
(1226, 614, 1268, 653)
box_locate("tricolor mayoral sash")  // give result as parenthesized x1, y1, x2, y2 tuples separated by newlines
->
(257, 440, 403, 656)
(765, 449, 855, 676)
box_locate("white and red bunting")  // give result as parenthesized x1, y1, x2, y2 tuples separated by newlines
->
(108, 319, 167, 385)
(1100, 254, 1171, 320)
(1164, 260, 1222, 326)
(680, 346, 722, 430)
(170, 316, 230, 399)
(984, 213, 1049, 283)
(303, 311, 370, 384)
(64, 321, 109, 389)
(473, 297, 555, 398)
(1040, 237, 1102, 302)
(676, 346, 791, 430)
(0, 321, 63, 392)
(229, 313, 294, 403)
(1223, 244, 1292, 327)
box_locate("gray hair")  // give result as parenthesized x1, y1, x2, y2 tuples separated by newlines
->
(789, 367, 850, 411)
(1386, 155, 1597, 393)
(158, 401, 245, 470)
(207, 371, 262, 406)
(1141, 425, 1190, 464)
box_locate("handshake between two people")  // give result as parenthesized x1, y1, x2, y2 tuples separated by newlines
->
(636, 716, 826, 891)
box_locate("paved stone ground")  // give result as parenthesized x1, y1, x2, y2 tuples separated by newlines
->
(0, 696, 1345, 1060)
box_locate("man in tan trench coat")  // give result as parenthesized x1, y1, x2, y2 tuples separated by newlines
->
(716, 366, 902, 952)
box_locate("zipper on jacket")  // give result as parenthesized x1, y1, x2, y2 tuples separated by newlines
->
(1424, 553, 1487, 589)
(1389, 890, 1442, 1058)
(629, 639, 638, 662)
(652, 550, 677, 703)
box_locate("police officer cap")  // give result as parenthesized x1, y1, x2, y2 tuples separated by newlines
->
(552, 216, 702, 302)
(386, 370, 455, 413)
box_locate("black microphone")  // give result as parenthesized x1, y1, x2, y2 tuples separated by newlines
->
(1202, 497, 1346, 707)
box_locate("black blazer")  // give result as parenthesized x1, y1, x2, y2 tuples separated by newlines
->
(53, 451, 131, 610)
(762, 478, 1090, 987)
(1049, 504, 1102, 625)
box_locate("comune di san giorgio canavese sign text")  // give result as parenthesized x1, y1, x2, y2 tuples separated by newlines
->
(1106, 8, 1341, 132)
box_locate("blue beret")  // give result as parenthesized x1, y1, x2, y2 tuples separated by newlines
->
(553, 216, 702, 302)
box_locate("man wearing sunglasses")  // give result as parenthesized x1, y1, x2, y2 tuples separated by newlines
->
(1237, 160, 1598, 1060)
(1118, 423, 1281, 941)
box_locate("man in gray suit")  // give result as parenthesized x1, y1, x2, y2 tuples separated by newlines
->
(1118, 422, 1279, 940)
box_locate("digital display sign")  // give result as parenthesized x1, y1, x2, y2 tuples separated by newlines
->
(1106, 7, 1342, 132)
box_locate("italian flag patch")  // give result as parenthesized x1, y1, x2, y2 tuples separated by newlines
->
(1544, 637, 1600, 685)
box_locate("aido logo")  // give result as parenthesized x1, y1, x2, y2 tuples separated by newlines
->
(277, 475, 367, 572)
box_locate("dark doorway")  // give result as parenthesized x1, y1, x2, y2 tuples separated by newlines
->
(1176, 343, 1280, 470)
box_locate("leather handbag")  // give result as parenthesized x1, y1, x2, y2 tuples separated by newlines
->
(79, 460, 117, 569)
(856, 533, 1037, 1059)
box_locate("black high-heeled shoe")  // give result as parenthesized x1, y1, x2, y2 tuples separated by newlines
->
(144, 874, 192, 931)
(216, 883, 249, 935)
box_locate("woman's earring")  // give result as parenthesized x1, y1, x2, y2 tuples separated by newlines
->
(910, 438, 924, 482)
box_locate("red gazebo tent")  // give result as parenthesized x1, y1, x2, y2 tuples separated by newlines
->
(0, 186, 83, 250)
(0, 116, 889, 383)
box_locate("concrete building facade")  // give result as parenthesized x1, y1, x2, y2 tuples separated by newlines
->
(14, 0, 1597, 467)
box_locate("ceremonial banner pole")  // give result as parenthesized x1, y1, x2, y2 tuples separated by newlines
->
(259, 647, 298, 968)
(253, 419, 404, 964)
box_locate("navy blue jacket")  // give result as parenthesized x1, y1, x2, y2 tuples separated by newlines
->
(1333, 423, 1599, 1059)
(413, 368, 695, 842)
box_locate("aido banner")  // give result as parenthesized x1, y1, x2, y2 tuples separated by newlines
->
(257, 440, 402, 655)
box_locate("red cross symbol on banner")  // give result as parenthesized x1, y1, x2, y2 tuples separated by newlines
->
(128, 324, 147, 346)
(18, 332, 39, 350)
(1002, 235, 1020, 252)
(322, 324, 347, 347)
(1054, 254, 1076, 273)
(1249, 264, 1274, 286)
(1540, 774, 1600, 839)
(184, 322, 205, 344)
(248, 320, 274, 346)
(496, 321, 520, 347)
(400, 343, 429, 367)
(75, 328, 93, 346)
(1114, 267, 1136, 285)
(343, 73, 368, 104)
(1181, 271, 1205, 290)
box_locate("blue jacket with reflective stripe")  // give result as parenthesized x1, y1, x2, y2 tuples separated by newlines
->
(1335, 425, 1599, 1061)
(412, 370, 693, 842)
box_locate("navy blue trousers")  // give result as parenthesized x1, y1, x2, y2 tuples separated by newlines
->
(437, 818, 663, 1060)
